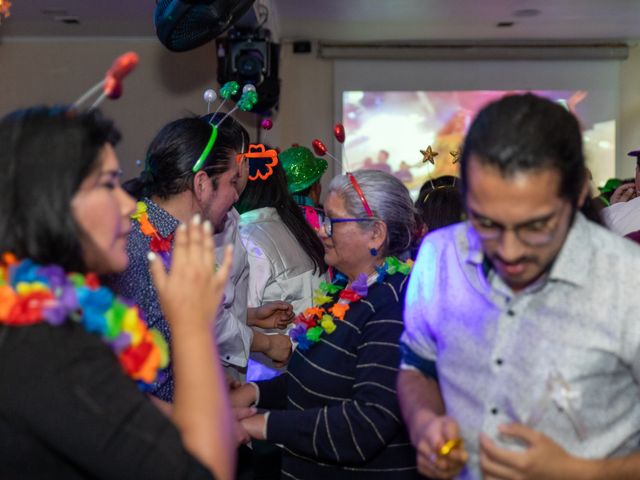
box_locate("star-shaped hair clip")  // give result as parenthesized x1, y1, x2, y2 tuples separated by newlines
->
(450, 147, 462, 164)
(420, 145, 439, 165)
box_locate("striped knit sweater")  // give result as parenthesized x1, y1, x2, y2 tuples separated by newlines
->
(256, 271, 420, 479)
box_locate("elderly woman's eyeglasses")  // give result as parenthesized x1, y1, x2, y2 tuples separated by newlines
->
(322, 216, 376, 238)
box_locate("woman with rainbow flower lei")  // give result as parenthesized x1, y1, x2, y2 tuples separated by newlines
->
(0, 106, 236, 479)
(231, 170, 422, 479)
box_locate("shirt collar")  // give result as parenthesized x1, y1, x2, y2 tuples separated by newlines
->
(464, 221, 485, 266)
(214, 208, 240, 241)
(547, 212, 589, 287)
(239, 206, 279, 225)
(143, 197, 180, 238)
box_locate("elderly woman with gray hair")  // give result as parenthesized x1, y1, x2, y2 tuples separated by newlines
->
(231, 170, 421, 479)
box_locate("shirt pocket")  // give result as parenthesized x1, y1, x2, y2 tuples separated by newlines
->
(527, 341, 619, 443)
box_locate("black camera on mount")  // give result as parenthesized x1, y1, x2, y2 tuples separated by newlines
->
(230, 29, 270, 84)
(216, 28, 280, 113)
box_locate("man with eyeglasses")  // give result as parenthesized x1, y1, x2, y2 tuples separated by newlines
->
(397, 94, 640, 479)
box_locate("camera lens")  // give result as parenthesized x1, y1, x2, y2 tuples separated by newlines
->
(236, 49, 264, 77)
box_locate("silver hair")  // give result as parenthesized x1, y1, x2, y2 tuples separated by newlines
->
(328, 169, 417, 256)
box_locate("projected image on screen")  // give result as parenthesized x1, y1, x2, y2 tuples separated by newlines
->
(342, 90, 615, 198)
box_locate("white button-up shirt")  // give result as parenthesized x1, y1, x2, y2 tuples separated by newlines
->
(239, 207, 326, 380)
(214, 208, 253, 370)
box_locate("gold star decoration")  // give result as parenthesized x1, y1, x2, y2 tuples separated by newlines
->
(420, 145, 438, 165)
(450, 147, 461, 164)
(0, 0, 11, 20)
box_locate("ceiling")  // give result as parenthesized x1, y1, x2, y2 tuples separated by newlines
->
(0, 1, 156, 37)
(1, 0, 639, 42)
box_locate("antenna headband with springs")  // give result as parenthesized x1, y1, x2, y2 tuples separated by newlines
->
(311, 131, 375, 218)
(192, 81, 258, 173)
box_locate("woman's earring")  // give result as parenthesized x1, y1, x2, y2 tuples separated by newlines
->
(370, 248, 378, 257)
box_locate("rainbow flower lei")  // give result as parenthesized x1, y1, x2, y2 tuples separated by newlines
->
(132, 201, 173, 269)
(290, 256, 413, 350)
(0, 253, 169, 390)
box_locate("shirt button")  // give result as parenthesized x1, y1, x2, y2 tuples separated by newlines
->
(491, 407, 498, 415)
(507, 309, 515, 316)
(495, 358, 503, 366)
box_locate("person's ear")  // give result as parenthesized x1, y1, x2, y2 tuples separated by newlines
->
(193, 171, 211, 200)
(577, 173, 591, 208)
(369, 219, 388, 252)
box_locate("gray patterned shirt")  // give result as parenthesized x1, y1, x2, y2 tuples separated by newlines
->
(106, 199, 253, 401)
(401, 213, 640, 479)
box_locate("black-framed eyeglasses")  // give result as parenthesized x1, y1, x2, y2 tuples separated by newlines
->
(467, 204, 569, 247)
(322, 216, 376, 237)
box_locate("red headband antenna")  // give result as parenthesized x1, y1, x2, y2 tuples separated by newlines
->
(312, 124, 374, 217)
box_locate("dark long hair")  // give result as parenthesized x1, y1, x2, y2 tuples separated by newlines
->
(236, 163, 327, 274)
(124, 113, 249, 199)
(416, 184, 464, 232)
(0, 106, 120, 272)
